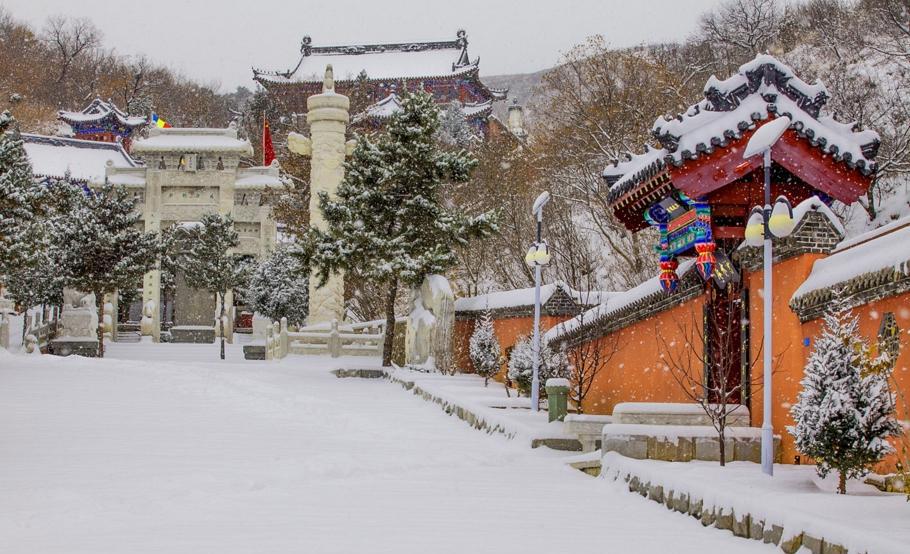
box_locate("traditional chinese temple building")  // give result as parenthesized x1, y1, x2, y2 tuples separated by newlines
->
(253, 30, 508, 135)
(58, 98, 147, 152)
(455, 55, 909, 471)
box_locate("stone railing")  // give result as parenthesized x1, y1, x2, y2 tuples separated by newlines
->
(287, 319, 384, 358)
(245, 317, 393, 360)
(25, 311, 59, 353)
(2, 308, 61, 353)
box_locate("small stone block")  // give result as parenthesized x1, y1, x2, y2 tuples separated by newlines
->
(715, 510, 734, 531)
(171, 327, 215, 344)
(700, 507, 716, 527)
(823, 542, 847, 554)
(668, 490, 689, 513)
(780, 533, 804, 554)
(243, 345, 266, 360)
(749, 519, 765, 540)
(732, 513, 750, 538)
(764, 524, 784, 545)
(688, 498, 703, 518)
(801, 534, 823, 554)
(677, 437, 695, 462)
(602, 435, 648, 459)
(50, 339, 98, 357)
(733, 438, 762, 462)
(694, 436, 734, 462)
(649, 437, 679, 461)
(647, 484, 663, 503)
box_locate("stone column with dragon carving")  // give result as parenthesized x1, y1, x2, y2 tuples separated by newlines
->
(288, 66, 355, 326)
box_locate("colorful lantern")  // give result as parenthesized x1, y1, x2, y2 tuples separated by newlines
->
(659, 259, 679, 293)
(695, 241, 716, 281)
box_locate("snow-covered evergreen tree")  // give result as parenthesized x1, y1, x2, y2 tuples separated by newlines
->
(4, 221, 63, 343)
(435, 100, 477, 148)
(181, 214, 245, 360)
(54, 182, 158, 357)
(508, 335, 569, 398)
(469, 307, 501, 386)
(789, 304, 902, 494)
(247, 244, 308, 326)
(304, 90, 496, 366)
(0, 111, 46, 278)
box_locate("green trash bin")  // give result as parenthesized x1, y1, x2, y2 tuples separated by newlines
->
(545, 378, 570, 422)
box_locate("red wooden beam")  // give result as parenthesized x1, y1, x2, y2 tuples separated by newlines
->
(667, 134, 761, 198)
(771, 131, 870, 204)
(712, 226, 745, 239)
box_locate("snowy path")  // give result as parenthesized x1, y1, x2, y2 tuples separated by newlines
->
(0, 347, 771, 553)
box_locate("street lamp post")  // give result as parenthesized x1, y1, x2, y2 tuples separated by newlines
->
(526, 191, 552, 412)
(743, 116, 795, 477)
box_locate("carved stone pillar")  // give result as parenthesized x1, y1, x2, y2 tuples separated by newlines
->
(288, 65, 352, 326)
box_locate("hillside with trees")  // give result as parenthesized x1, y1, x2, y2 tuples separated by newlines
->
(452, 0, 910, 298)
(0, 8, 247, 133)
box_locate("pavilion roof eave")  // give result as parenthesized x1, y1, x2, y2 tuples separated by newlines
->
(608, 126, 874, 232)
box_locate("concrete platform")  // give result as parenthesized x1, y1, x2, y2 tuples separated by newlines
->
(49, 338, 98, 357)
(612, 402, 750, 426)
(170, 326, 215, 344)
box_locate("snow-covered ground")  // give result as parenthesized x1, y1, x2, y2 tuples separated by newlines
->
(0, 343, 772, 553)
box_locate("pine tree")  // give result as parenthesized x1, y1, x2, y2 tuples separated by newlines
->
(4, 221, 64, 343)
(507, 335, 569, 398)
(435, 100, 477, 148)
(0, 111, 46, 279)
(158, 224, 184, 327)
(304, 90, 496, 366)
(55, 182, 158, 357)
(789, 304, 902, 494)
(181, 214, 245, 360)
(469, 307, 501, 386)
(247, 244, 308, 326)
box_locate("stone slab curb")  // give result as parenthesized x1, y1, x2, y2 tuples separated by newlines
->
(386, 372, 520, 439)
(602, 460, 852, 554)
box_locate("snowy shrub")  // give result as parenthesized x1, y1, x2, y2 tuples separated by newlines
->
(469, 308, 501, 386)
(508, 335, 569, 397)
(789, 303, 902, 494)
(246, 244, 308, 326)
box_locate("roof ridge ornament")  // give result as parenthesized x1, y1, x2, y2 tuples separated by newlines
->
(300, 35, 312, 56)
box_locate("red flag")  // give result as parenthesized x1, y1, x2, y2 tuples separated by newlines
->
(262, 118, 275, 166)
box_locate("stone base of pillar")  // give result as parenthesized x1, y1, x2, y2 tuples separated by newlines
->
(307, 272, 345, 326)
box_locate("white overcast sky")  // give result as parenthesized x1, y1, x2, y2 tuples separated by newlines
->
(2, 0, 729, 92)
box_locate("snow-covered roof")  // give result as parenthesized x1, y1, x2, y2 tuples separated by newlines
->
(253, 31, 505, 90)
(235, 165, 283, 189)
(791, 216, 910, 306)
(607, 55, 880, 204)
(22, 134, 140, 185)
(354, 93, 403, 122)
(546, 260, 697, 343)
(454, 282, 610, 313)
(353, 93, 494, 124)
(736, 195, 845, 254)
(791, 195, 844, 234)
(58, 98, 147, 128)
(132, 127, 253, 155)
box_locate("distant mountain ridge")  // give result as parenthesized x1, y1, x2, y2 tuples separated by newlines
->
(482, 69, 549, 126)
